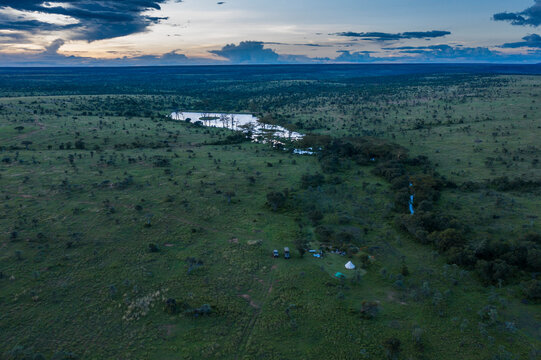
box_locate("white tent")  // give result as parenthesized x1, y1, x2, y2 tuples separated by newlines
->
(344, 261, 356, 270)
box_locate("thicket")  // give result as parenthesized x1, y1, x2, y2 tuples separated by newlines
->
(300, 134, 541, 291)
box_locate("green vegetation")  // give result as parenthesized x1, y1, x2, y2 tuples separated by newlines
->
(0, 67, 539, 359)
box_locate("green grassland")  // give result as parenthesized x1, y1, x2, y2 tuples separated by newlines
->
(265, 74, 541, 250)
(0, 70, 540, 359)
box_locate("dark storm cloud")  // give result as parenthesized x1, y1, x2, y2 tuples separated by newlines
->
(0, 31, 28, 41)
(209, 41, 280, 63)
(333, 30, 451, 41)
(401, 31, 451, 39)
(0, 15, 78, 33)
(493, 0, 541, 27)
(501, 34, 541, 48)
(0, 1, 180, 41)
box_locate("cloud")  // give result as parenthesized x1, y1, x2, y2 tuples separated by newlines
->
(0, 38, 217, 66)
(209, 41, 280, 63)
(1, 39, 329, 66)
(334, 50, 374, 62)
(263, 42, 332, 47)
(333, 30, 451, 41)
(0, 1, 180, 42)
(501, 33, 541, 48)
(209, 41, 332, 64)
(0, 31, 29, 43)
(493, 0, 541, 27)
(278, 54, 330, 63)
(44, 38, 65, 54)
(2, 37, 540, 66)
(397, 45, 495, 59)
(336, 43, 541, 63)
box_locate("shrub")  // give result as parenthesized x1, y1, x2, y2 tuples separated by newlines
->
(266, 191, 287, 212)
(412, 326, 424, 350)
(319, 155, 343, 173)
(428, 228, 466, 253)
(476, 259, 512, 285)
(308, 209, 324, 225)
(165, 298, 177, 314)
(383, 337, 401, 360)
(51, 351, 78, 360)
(153, 157, 171, 167)
(294, 236, 308, 258)
(300, 173, 325, 189)
(372, 161, 405, 181)
(478, 305, 498, 325)
(187, 304, 212, 317)
(401, 263, 410, 276)
(521, 280, 541, 301)
(447, 246, 477, 267)
(315, 225, 335, 244)
(360, 301, 379, 319)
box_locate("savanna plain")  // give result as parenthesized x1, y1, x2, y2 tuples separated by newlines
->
(0, 65, 540, 359)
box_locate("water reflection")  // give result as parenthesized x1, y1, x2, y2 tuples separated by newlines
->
(170, 111, 303, 141)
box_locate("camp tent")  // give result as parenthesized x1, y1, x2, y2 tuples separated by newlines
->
(335, 272, 346, 279)
(345, 261, 356, 270)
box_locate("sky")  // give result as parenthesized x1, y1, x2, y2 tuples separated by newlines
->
(0, 0, 540, 65)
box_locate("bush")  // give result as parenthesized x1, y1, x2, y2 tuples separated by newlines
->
(428, 228, 466, 253)
(300, 173, 325, 189)
(315, 225, 335, 244)
(401, 263, 410, 276)
(266, 191, 287, 212)
(409, 174, 444, 203)
(153, 157, 171, 167)
(308, 209, 324, 225)
(521, 280, 541, 301)
(360, 301, 379, 319)
(319, 155, 344, 173)
(412, 326, 424, 351)
(165, 298, 177, 314)
(446, 246, 477, 267)
(187, 304, 212, 317)
(372, 161, 405, 181)
(476, 259, 512, 285)
(478, 305, 498, 325)
(4, 346, 45, 360)
(51, 351, 78, 360)
(383, 337, 401, 360)
(209, 132, 250, 145)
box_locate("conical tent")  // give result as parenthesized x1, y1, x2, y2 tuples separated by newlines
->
(345, 261, 356, 270)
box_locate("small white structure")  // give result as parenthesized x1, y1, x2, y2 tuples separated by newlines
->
(345, 261, 356, 270)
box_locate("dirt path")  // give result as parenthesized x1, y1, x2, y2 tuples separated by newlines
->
(235, 267, 277, 359)
(16, 121, 46, 140)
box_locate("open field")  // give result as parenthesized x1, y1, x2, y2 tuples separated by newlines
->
(0, 65, 540, 359)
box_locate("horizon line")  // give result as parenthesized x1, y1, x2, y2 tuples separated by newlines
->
(0, 62, 540, 69)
